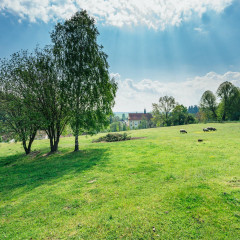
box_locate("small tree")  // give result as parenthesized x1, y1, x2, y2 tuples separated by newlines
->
(195, 110, 206, 123)
(0, 52, 47, 154)
(0, 90, 38, 154)
(138, 115, 148, 129)
(152, 96, 176, 126)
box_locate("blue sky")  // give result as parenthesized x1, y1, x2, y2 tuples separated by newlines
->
(1, 0, 240, 112)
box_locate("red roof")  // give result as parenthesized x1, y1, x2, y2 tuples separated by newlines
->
(128, 113, 152, 121)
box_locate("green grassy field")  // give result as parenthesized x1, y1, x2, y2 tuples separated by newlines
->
(0, 123, 240, 239)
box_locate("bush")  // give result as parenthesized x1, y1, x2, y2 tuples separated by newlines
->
(93, 133, 131, 142)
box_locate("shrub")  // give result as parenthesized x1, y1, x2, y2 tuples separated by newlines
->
(93, 133, 131, 142)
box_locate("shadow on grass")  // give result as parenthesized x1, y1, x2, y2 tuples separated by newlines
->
(0, 153, 24, 167)
(0, 148, 109, 199)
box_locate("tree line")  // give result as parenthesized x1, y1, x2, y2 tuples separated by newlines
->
(151, 81, 240, 127)
(152, 96, 196, 127)
(199, 81, 240, 121)
(0, 11, 117, 154)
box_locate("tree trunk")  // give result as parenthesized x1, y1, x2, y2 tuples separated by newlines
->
(22, 139, 29, 155)
(49, 135, 60, 153)
(74, 113, 80, 152)
(50, 138, 59, 152)
(26, 139, 33, 154)
(74, 134, 79, 151)
(22, 131, 36, 155)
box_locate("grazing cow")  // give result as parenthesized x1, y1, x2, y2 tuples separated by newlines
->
(180, 129, 187, 133)
(207, 127, 217, 131)
(203, 128, 209, 132)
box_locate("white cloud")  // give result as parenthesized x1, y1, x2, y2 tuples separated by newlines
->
(113, 71, 240, 112)
(194, 26, 208, 34)
(0, 0, 233, 29)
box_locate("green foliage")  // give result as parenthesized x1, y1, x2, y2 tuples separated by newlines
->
(93, 132, 131, 142)
(51, 10, 117, 151)
(109, 122, 121, 132)
(0, 11, 117, 153)
(0, 53, 42, 154)
(195, 110, 206, 123)
(171, 104, 188, 125)
(200, 90, 217, 120)
(186, 114, 196, 124)
(61, 124, 73, 136)
(199, 81, 240, 122)
(152, 98, 196, 126)
(152, 95, 177, 126)
(217, 81, 240, 121)
(138, 115, 148, 129)
(0, 46, 71, 153)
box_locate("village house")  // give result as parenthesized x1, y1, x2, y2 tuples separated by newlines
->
(128, 109, 152, 129)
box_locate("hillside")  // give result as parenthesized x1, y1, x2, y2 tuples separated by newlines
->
(0, 123, 239, 239)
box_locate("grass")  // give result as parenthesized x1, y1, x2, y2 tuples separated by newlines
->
(0, 123, 240, 239)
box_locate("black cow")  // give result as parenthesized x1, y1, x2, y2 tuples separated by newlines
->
(207, 127, 217, 131)
(180, 129, 187, 133)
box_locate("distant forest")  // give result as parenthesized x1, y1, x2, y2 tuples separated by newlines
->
(187, 105, 199, 114)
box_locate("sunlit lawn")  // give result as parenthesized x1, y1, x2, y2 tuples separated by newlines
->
(0, 123, 239, 239)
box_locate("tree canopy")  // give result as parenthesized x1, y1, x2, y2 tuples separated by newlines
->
(152, 96, 177, 126)
(200, 90, 217, 120)
(51, 10, 117, 151)
(0, 10, 117, 154)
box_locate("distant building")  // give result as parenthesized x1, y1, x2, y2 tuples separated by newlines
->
(128, 109, 152, 129)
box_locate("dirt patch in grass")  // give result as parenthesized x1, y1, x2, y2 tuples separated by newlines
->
(28, 150, 41, 158)
(41, 151, 62, 157)
(95, 137, 146, 143)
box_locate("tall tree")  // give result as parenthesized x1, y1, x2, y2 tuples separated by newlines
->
(51, 10, 117, 151)
(200, 90, 217, 120)
(152, 96, 176, 126)
(216, 81, 238, 120)
(33, 47, 70, 152)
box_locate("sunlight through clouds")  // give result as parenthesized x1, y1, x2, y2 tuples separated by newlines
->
(0, 0, 233, 29)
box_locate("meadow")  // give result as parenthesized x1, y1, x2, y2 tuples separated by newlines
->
(0, 123, 239, 239)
